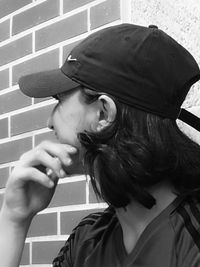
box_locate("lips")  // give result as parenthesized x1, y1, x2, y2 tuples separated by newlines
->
(53, 132, 60, 143)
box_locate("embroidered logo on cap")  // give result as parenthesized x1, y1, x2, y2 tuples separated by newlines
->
(67, 55, 77, 62)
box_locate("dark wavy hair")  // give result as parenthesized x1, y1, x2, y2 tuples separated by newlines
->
(78, 88, 200, 209)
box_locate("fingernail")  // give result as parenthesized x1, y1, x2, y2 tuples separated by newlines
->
(67, 158, 72, 165)
(60, 169, 66, 178)
(68, 147, 77, 153)
(49, 180, 54, 187)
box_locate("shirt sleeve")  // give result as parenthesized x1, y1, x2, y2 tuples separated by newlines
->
(51, 209, 110, 267)
(51, 212, 101, 267)
(180, 247, 200, 267)
(52, 232, 76, 267)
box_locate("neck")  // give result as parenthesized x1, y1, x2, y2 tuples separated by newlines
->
(115, 181, 177, 254)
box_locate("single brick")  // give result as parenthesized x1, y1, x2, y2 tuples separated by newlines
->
(0, 89, 31, 115)
(34, 96, 52, 104)
(49, 181, 86, 208)
(0, 19, 10, 42)
(35, 11, 87, 51)
(90, 0, 120, 30)
(0, 193, 4, 209)
(0, 0, 32, 19)
(63, 40, 82, 63)
(0, 137, 32, 164)
(11, 103, 56, 136)
(64, 0, 94, 12)
(0, 69, 9, 91)
(0, 167, 9, 188)
(89, 180, 99, 203)
(0, 34, 32, 67)
(27, 213, 57, 237)
(32, 241, 65, 264)
(34, 131, 57, 146)
(13, 0, 60, 35)
(20, 243, 30, 265)
(12, 48, 59, 85)
(0, 117, 8, 138)
(61, 208, 104, 235)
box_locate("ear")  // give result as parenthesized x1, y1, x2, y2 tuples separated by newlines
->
(96, 95, 117, 132)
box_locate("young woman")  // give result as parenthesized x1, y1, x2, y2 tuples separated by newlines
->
(0, 23, 200, 267)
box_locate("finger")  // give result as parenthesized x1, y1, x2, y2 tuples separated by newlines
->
(20, 149, 65, 178)
(46, 157, 67, 180)
(38, 141, 77, 166)
(15, 167, 56, 188)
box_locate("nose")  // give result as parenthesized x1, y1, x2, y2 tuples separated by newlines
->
(47, 113, 54, 130)
(47, 104, 58, 130)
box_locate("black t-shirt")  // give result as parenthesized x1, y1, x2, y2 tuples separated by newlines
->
(53, 194, 200, 267)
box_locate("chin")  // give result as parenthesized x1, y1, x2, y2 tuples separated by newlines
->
(63, 152, 85, 176)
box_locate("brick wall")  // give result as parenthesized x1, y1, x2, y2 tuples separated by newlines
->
(2, 1, 199, 266)
(0, 0, 130, 266)
(130, 0, 200, 144)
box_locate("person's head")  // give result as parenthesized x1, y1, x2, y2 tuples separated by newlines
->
(18, 23, 200, 209)
(46, 86, 117, 149)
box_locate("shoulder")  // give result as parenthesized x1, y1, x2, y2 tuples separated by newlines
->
(52, 206, 117, 266)
(170, 194, 200, 266)
(72, 206, 116, 243)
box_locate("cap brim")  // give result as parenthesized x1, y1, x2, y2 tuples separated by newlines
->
(18, 69, 80, 98)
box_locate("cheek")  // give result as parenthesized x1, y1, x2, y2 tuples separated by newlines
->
(73, 107, 95, 133)
(52, 113, 77, 144)
(53, 104, 96, 146)
(58, 128, 80, 147)
(80, 107, 98, 132)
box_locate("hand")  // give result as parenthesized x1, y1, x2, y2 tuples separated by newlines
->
(1, 141, 77, 225)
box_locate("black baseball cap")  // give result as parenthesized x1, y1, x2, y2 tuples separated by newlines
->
(19, 23, 200, 131)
